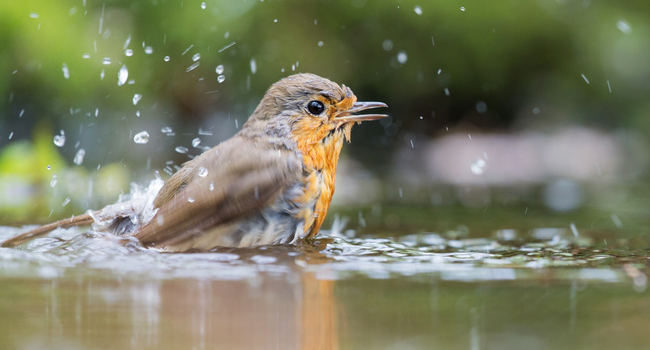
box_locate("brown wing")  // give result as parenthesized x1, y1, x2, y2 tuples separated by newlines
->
(135, 136, 301, 249)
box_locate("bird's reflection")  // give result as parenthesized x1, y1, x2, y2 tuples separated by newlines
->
(7, 242, 339, 350)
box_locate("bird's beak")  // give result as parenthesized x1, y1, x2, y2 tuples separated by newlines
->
(335, 101, 389, 122)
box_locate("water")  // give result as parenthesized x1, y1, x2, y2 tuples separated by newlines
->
(73, 148, 86, 165)
(0, 211, 647, 349)
(133, 131, 150, 144)
(117, 65, 128, 86)
(53, 130, 66, 147)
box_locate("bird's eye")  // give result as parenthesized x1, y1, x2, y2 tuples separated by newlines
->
(307, 100, 325, 115)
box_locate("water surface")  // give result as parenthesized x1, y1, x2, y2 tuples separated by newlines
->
(0, 213, 648, 349)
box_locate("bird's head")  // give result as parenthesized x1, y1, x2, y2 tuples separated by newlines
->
(243, 73, 388, 148)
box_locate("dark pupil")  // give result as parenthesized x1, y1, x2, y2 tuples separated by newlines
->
(307, 100, 325, 115)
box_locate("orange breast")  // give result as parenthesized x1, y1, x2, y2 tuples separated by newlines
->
(291, 120, 346, 238)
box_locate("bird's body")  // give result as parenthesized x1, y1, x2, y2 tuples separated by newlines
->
(2, 73, 387, 251)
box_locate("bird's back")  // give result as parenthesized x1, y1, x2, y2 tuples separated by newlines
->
(134, 135, 308, 251)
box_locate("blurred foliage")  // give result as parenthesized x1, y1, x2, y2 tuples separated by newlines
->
(0, 0, 649, 221)
(0, 125, 130, 222)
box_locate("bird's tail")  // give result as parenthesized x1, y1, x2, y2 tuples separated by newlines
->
(1, 213, 95, 248)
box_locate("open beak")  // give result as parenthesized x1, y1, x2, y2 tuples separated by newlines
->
(335, 101, 389, 122)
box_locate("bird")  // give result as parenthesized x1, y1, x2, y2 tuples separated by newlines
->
(1, 73, 388, 251)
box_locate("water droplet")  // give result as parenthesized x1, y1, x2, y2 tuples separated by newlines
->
(460, 6, 466, 12)
(475, 101, 487, 114)
(62, 63, 70, 79)
(209, 182, 214, 191)
(215, 64, 224, 74)
(198, 128, 213, 136)
(414, 6, 423, 15)
(317, 41, 324, 47)
(161, 126, 173, 135)
(186, 61, 200, 72)
(100, 69, 105, 80)
(470, 158, 486, 175)
(50, 175, 58, 188)
(163, 56, 170, 62)
(606, 80, 612, 93)
(198, 167, 208, 177)
(53, 130, 66, 147)
(29, 13, 39, 19)
(444, 87, 450, 96)
(250, 59, 257, 74)
(82, 53, 90, 59)
(124, 48, 133, 57)
(273, 18, 278, 23)
(580, 73, 590, 84)
(192, 137, 201, 148)
(62, 197, 71, 207)
(133, 131, 150, 144)
(192, 53, 201, 62)
(397, 51, 408, 64)
(382, 39, 393, 51)
(200, 1, 206, 10)
(117, 65, 128, 86)
(73, 148, 86, 165)
(8, 131, 14, 140)
(47, 165, 51, 171)
(437, 68, 442, 75)
(532, 107, 541, 114)
(102, 57, 111, 65)
(175, 146, 188, 154)
(132, 93, 142, 105)
(144, 46, 153, 54)
(187, 197, 195, 203)
(617, 20, 631, 33)
(217, 74, 225, 83)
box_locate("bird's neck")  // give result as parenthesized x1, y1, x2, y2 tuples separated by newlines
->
(291, 122, 346, 238)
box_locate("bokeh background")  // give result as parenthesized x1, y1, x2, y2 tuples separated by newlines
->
(1, 0, 649, 236)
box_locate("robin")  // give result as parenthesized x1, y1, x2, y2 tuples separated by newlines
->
(1, 73, 388, 251)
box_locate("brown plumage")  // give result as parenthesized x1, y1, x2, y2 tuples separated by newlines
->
(2, 73, 388, 251)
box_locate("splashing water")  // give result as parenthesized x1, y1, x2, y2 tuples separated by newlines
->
(397, 51, 408, 64)
(197, 167, 208, 177)
(61, 63, 70, 79)
(117, 65, 128, 86)
(0, 222, 645, 284)
(470, 157, 487, 175)
(132, 93, 142, 106)
(133, 131, 150, 144)
(617, 20, 631, 33)
(73, 149, 86, 165)
(53, 130, 66, 147)
(250, 59, 257, 74)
